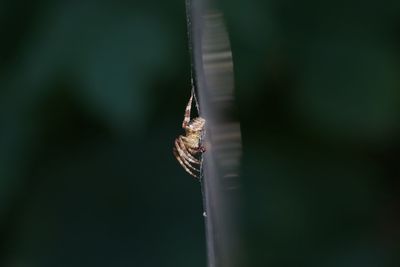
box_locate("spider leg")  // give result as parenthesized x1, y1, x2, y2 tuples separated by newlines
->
(182, 91, 194, 128)
(187, 146, 205, 155)
(176, 138, 200, 164)
(174, 139, 200, 172)
(173, 147, 198, 178)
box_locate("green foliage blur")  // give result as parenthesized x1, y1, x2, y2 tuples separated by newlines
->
(1, 0, 400, 266)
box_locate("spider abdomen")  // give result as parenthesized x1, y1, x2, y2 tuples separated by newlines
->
(183, 132, 202, 149)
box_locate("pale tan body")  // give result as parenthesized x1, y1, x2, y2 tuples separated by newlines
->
(173, 93, 205, 178)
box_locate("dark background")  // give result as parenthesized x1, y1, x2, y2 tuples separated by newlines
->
(1, 0, 400, 266)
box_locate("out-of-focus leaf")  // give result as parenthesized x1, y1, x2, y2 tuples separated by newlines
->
(293, 38, 400, 141)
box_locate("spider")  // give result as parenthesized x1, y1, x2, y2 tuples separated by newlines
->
(173, 91, 206, 178)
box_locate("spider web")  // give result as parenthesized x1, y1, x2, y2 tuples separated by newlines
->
(189, 83, 205, 183)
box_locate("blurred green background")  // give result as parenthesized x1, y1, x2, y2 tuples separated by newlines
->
(1, 0, 400, 266)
